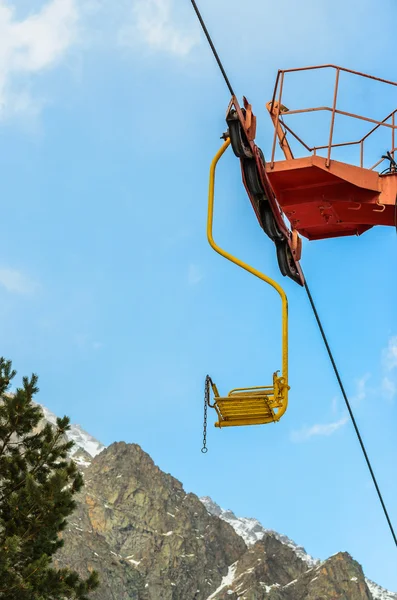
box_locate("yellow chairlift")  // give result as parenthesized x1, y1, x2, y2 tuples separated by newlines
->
(205, 138, 289, 430)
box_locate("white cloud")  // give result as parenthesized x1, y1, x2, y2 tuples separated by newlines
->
(380, 336, 397, 402)
(352, 373, 370, 404)
(291, 415, 348, 443)
(92, 341, 104, 350)
(119, 0, 200, 57)
(74, 333, 104, 351)
(382, 376, 396, 402)
(187, 263, 203, 285)
(382, 336, 397, 372)
(290, 372, 371, 443)
(291, 336, 397, 442)
(0, 268, 38, 294)
(0, 0, 79, 118)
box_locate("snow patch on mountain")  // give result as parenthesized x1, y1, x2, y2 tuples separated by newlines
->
(38, 404, 105, 458)
(200, 497, 397, 598)
(200, 496, 319, 568)
(366, 579, 397, 600)
(206, 562, 237, 599)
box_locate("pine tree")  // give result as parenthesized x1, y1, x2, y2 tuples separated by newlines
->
(0, 357, 99, 599)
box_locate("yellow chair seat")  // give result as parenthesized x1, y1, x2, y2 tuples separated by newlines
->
(210, 374, 289, 428)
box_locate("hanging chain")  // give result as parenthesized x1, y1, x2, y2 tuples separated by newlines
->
(201, 375, 211, 453)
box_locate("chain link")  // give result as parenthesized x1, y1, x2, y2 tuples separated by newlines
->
(201, 375, 211, 453)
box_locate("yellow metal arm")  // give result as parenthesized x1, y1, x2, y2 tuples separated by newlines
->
(207, 138, 289, 425)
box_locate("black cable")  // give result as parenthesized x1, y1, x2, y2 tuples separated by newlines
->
(189, 0, 397, 549)
(190, 1, 235, 97)
(304, 280, 397, 547)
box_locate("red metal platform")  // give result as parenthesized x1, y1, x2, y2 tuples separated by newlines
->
(266, 65, 397, 241)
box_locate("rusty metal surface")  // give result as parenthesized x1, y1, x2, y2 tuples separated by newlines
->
(227, 65, 397, 255)
(267, 64, 397, 172)
(263, 64, 397, 240)
(266, 155, 396, 240)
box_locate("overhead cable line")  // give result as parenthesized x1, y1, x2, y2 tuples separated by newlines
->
(189, 0, 397, 550)
(304, 280, 397, 547)
(190, 0, 235, 97)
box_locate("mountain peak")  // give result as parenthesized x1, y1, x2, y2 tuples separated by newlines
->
(201, 496, 320, 568)
(38, 403, 105, 458)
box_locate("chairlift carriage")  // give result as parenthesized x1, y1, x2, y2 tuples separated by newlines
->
(190, 0, 397, 554)
(204, 65, 397, 433)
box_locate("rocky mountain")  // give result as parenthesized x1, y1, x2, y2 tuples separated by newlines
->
(56, 441, 245, 600)
(200, 497, 319, 567)
(200, 498, 396, 600)
(37, 405, 396, 600)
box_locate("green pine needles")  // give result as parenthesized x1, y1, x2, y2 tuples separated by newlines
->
(0, 357, 99, 599)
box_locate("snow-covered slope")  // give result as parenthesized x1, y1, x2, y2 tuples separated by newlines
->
(366, 579, 397, 600)
(201, 496, 318, 567)
(200, 497, 397, 598)
(38, 404, 105, 458)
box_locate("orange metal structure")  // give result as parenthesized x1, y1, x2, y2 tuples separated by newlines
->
(226, 65, 397, 285)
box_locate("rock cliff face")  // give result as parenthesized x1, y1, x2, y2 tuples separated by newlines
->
(56, 442, 246, 600)
(37, 407, 395, 600)
(205, 549, 372, 599)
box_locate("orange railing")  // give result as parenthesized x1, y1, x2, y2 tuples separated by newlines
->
(268, 65, 397, 171)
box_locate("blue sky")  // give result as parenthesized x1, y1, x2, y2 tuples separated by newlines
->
(0, 0, 397, 592)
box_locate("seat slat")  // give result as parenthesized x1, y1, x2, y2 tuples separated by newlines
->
(216, 403, 274, 418)
(211, 379, 288, 428)
(216, 396, 272, 404)
(215, 416, 276, 427)
(217, 401, 271, 410)
(217, 401, 271, 408)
